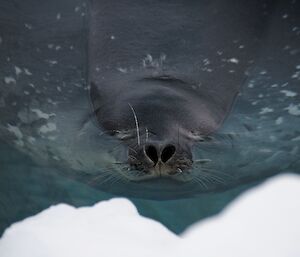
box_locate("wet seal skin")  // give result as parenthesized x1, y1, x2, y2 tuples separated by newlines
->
(89, 0, 269, 181)
(0, 0, 299, 199)
(88, 0, 300, 197)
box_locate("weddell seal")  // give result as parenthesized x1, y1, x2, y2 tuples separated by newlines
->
(88, 0, 270, 179)
(0, 0, 299, 198)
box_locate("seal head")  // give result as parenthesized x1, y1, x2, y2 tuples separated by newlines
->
(90, 74, 234, 180)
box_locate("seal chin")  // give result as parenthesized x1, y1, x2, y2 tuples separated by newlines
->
(116, 166, 192, 183)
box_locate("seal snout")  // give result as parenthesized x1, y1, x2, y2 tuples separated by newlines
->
(143, 142, 182, 176)
(144, 143, 176, 165)
(128, 140, 193, 178)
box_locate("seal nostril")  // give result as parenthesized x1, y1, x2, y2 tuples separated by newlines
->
(161, 144, 176, 163)
(145, 145, 159, 164)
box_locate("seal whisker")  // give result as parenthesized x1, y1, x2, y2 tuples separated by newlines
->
(105, 174, 125, 186)
(197, 169, 232, 185)
(128, 146, 138, 154)
(91, 169, 129, 186)
(128, 155, 138, 162)
(97, 174, 115, 185)
(127, 169, 146, 178)
(198, 172, 217, 184)
(192, 134, 236, 147)
(117, 168, 148, 181)
(128, 103, 141, 146)
(145, 127, 149, 142)
(194, 159, 212, 164)
(192, 176, 209, 189)
(189, 171, 222, 188)
(198, 171, 227, 185)
(110, 175, 127, 185)
(196, 174, 215, 186)
(113, 162, 127, 165)
(177, 123, 180, 148)
(88, 172, 113, 186)
(107, 141, 125, 154)
(201, 167, 235, 179)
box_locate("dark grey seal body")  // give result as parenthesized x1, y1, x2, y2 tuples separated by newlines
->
(89, 0, 273, 179)
(0, 0, 299, 199)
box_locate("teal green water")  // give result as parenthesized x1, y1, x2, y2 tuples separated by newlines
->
(1, 0, 299, 236)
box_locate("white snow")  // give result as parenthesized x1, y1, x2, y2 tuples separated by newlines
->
(7, 124, 23, 139)
(47, 60, 58, 65)
(24, 68, 32, 76)
(285, 104, 300, 116)
(228, 58, 239, 64)
(0, 174, 299, 257)
(4, 77, 16, 84)
(24, 24, 33, 30)
(248, 82, 254, 88)
(27, 136, 36, 144)
(291, 71, 300, 79)
(39, 122, 57, 134)
(14, 66, 22, 76)
(7, 124, 24, 147)
(117, 67, 127, 73)
(31, 109, 55, 119)
(275, 116, 283, 125)
(280, 90, 297, 97)
(259, 107, 273, 114)
(292, 136, 300, 141)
